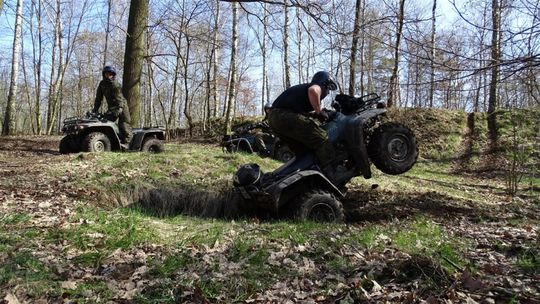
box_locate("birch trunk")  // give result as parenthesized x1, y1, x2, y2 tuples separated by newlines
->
(349, 0, 362, 96)
(224, 2, 238, 134)
(2, 0, 23, 135)
(487, 0, 501, 152)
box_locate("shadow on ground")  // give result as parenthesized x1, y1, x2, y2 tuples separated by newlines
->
(121, 181, 506, 224)
(124, 185, 258, 219)
(0, 136, 60, 155)
(342, 187, 495, 223)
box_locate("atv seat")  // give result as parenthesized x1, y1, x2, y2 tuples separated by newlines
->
(271, 153, 317, 178)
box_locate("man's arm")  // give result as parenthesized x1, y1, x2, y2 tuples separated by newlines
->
(307, 84, 322, 114)
(93, 82, 103, 112)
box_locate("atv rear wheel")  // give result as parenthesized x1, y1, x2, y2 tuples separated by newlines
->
(296, 190, 344, 222)
(368, 122, 418, 175)
(82, 132, 111, 152)
(141, 138, 164, 153)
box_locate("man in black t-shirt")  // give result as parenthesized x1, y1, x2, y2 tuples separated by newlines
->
(268, 71, 337, 172)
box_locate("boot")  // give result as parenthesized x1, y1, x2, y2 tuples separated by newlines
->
(322, 163, 355, 186)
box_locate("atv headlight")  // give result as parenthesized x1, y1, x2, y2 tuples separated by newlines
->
(233, 163, 262, 187)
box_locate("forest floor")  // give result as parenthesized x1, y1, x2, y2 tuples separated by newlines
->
(0, 136, 539, 303)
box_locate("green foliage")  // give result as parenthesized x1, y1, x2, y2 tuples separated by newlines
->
(388, 108, 467, 160)
(0, 250, 52, 290)
(516, 251, 540, 273)
(72, 251, 107, 268)
(47, 206, 157, 251)
(68, 281, 114, 304)
(149, 254, 193, 277)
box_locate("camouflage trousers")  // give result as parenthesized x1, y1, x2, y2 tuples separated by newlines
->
(118, 108, 133, 144)
(268, 108, 335, 167)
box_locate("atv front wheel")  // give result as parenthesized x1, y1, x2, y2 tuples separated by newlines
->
(296, 190, 344, 222)
(82, 132, 111, 152)
(141, 138, 164, 153)
(368, 122, 418, 175)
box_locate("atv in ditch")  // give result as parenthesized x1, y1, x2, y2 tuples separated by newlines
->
(232, 93, 418, 222)
(221, 122, 294, 162)
(59, 112, 166, 154)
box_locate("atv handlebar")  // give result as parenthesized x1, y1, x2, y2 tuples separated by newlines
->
(332, 92, 383, 114)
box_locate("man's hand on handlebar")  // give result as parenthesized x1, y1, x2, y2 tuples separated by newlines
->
(315, 111, 329, 122)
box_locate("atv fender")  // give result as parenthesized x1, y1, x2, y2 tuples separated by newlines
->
(266, 170, 345, 210)
(131, 129, 166, 151)
(344, 108, 386, 179)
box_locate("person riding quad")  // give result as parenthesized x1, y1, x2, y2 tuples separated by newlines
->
(267, 71, 338, 177)
(92, 66, 133, 148)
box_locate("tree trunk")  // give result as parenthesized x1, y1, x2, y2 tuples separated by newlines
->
(349, 0, 362, 96)
(429, 0, 436, 108)
(103, 0, 112, 66)
(168, 43, 182, 129)
(212, 0, 220, 118)
(487, 0, 501, 152)
(182, 38, 194, 137)
(224, 2, 238, 135)
(123, 0, 148, 127)
(3, 0, 23, 135)
(261, 2, 268, 113)
(359, 0, 366, 94)
(30, 0, 43, 134)
(46, 1, 61, 134)
(296, 6, 303, 83)
(144, 28, 153, 127)
(387, 0, 405, 108)
(283, 0, 291, 88)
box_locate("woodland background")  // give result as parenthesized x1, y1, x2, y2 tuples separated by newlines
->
(0, 0, 539, 144)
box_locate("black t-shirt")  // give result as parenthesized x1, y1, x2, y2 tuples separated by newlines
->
(272, 83, 313, 113)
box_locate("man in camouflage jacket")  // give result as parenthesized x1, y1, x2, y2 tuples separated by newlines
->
(93, 66, 133, 145)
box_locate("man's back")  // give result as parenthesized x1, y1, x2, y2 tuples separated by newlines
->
(272, 83, 312, 113)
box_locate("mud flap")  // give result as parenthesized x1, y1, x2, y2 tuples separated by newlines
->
(345, 118, 372, 179)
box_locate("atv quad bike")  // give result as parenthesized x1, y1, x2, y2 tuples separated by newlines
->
(59, 112, 166, 154)
(232, 93, 418, 222)
(221, 122, 294, 162)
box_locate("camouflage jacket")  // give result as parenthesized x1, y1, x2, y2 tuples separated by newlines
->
(93, 78, 127, 115)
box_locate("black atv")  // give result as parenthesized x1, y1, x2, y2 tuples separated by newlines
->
(221, 122, 294, 162)
(59, 112, 166, 154)
(232, 93, 418, 222)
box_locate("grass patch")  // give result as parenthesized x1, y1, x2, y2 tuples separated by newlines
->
(345, 217, 465, 273)
(1, 212, 32, 225)
(72, 251, 108, 268)
(149, 254, 194, 277)
(46, 206, 157, 251)
(0, 250, 54, 297)
(516, 250, 540, 273)
(68, 280, 114, 304)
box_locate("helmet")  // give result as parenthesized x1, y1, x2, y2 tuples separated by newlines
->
(233, 163, 262, 187)
(263, 102, 272, 110)
(102, 65, 117, 77)
(311, 71, 337, 91)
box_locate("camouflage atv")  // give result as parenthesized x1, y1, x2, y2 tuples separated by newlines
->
(59, 112, 165, 154)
